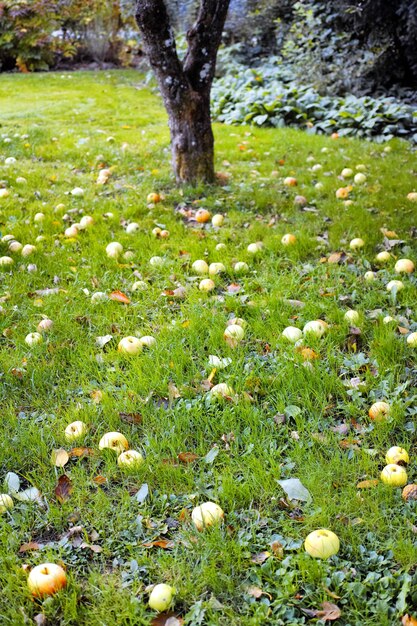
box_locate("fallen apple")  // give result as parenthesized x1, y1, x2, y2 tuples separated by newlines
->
(211, 383, 234, 398)
(25, 332, 42, 347)
(402, 484, 417, 501)
(65, 420, 87, 441)
(369, 401, 390, 422)
(199, 278, 215, 292)
(71, 187, 84, 197)
(386, 280, 404, 292)
(8, 240, 22, 253)
(224, 324, 245, 346)
(375, 251, 391, 263)
(303, 320, 327, 338)
(192, 501, 224, 531)
(22, 244, 36, 257)
(281, 233, 296, 246)
(385, 446, 409, 465)
(148, 583, 175, 612)
(139, 335, 156, 348)
(282, 326, 302, 343)
(304, 529, 340, 559)
(234, 261, 249, 274)
(381, 464, 407, 487)
(64, 226, 78, 238)
(0, 493, 13, 513)
(209, 262, 225, 276)
(99, 432, 129, 453)
(364, 271, 376, 282)
(91, 291, 108, 303)
(354, 173, 366, 184)
(0, 256, 14, 267)
(406, 192, 417, 202)
(336, 187, 349, 199)
(341, 168, 353, 178)
(132, 280, 148, 292)
(407, 332, 417, 347)
(344, 309, 359, 324)
(147, 192, 161, 204)
(126, 222, 139, 234)
(149, 256, 164, 267)
(212, 214, 224, 227)
(37, 318, 53, 332)
(349, 238, 365, 250)
(216, 243, 227, 251)
(247, 242, 263, 254)
(0, 189, 10, 198)
(106, 242, 123, 259)
(34, 212, 45, 223)
(152, 227, 162, 238)
(27, 563, 67, 597)
(118, 336, 143, 355)
(118, 449, 144, 468)
(284, 177, 297, 186)
(195, 208, 211, 223)
(395, 258, 414, 274)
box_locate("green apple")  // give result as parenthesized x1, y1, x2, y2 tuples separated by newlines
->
(148, 583, 175, 612)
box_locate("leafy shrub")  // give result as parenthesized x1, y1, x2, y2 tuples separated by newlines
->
(211, 58, 417, 142)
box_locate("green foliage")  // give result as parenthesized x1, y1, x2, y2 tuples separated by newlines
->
(212, 58, 417, 142)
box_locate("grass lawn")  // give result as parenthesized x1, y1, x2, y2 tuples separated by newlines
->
(1, 69, 417, 625)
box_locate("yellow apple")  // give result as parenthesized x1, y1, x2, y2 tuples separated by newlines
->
(65, 420, 87, 441)
(354, 173, 366, 184)
(0, 493, 13, 513)
(385, 446, 409, 465)
(147, 192, 161, 204)
(304, 529, 340, 559)
(139, 335, 156, 348)
(126, 222, 139, 234)
(0, 256, 14, 267)
(282, 326, 302, 343)
(148, 583, 175, 612)
(369, 401, 390, 422)
(381, 464, 407, 487)
(209, 262, 225, 276)
(117, 449, 144, 468)
(281, 233, 296, 246)
(25, 332, 42, 347)
(195, 208, 211, 223)
(99, 432, 129, 453)
(395, 258, 414, 274)
(211, 383, 234, 398)
(375, 251, 391, 263)
(199, 278, 215, 292)
(212, 214, 224, 227)
(364, 271, 376, 282)
(22, 244, 36, 257)
(407, 332, 417, 347)
(341, 168, 353, 178)
(386, 280, 404, 292)
(303, 320, 327, 337)
(349, 238, 364, 250)
(132, 280, 148, 291)
(247, 242, 263, 254)
(27, 563, 67, 597)
(344, 310, 359, 324)
(106, 242, 123, 259)
(224, 324, 245, 346)
(118, 336, 142, 355)
(149, 256, 164, 267)
(406, 192, 417, 202)
(192, 501, 224, 531)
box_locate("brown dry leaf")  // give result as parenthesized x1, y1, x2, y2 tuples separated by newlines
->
(54, 474, 73, 503)
(357, 479, 379, 489)
(328, 252, 342, 264)
(303, 602, 341, 621)
(93, 475, 107, 485)
(91, 390, 103, 403)
(250, 551, 271, 564)
(339, 439, 360, 449)
(80, 542, 103, 553)
(151, 613, 184, 626)
(402, 615, 417, 626)
(178, 452, 199, 464)
(168, 381, 181, 401)
(142, 539, 175, 550)
(51, 448, 69, 467)
(398, 326, 410, 335)
(70, 447, 95, 458)
(19, 542, 43, 553)
(270, 540, 284, 558)
(119, 411, 142, 425)
(109, 290, 130, 304)
(381, 228, 398, 238)
(323, 587, 341, 600)
(247, 586, 263, 599)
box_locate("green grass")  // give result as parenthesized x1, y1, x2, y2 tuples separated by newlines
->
(0, 69, 417, 625)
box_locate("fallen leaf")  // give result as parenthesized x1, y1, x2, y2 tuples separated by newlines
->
(54, 475, 73, 503)
(119, 411, 142, 425)
(93, 475, 107, 485)
(133, 483, 149, 504)
(302, 602, 341, 621)
(204, 446, 219, 464)
(70, 447, 95, 458)
(251, 551, 271, 564)
(96, 334, 113, 348)
(5, 471, 20, 494)
(277, 478, 312, 503)
(51, 448, 69, 467)
(246, 586, 263, 598)
(178, 452, 199, 464)
(14, 487, 43, 505)
(19, 542, 43, 553)
(151, 613, 183, 626)
(270, 540, 284, 558)
(142, 539, 175, 549)
(109, 290, 130, 304)
(356, 479, 379, 489)
(168, 382, 181, 402)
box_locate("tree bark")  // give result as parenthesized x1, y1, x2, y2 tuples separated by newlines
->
(135, 0, 230, 185)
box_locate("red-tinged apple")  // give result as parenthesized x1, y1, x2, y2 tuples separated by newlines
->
(386, 280, 404, 292)
(79, 215, 94, 229)
(211, 383, 234, 398)
(147, 192, 161, 204)
(195, 208, 211, 223)
(160, 230, 169, 239)
(407, 332, 417, 347)
(281, 233, 296, 246)
(192, 501, 224, 531)
(118, 336, 142, 355)
(304, 529, 340, 559)
(349, 238, 364, 250)
(192, 260, 209, 274)
(395, 258, 414, 274)
(0, 493, 13, 513)
(199, 278, 215, 292)
(381, 464, 407, 486)
(385, 446, 409, 465)
(106, 241, 123, 259)
(99, 432, 129, 453)
(37, 318, 53, 332)
(148, 583, 175, 612)
(65, 420, 87, 442)
(282, 326, 302, 343)
(27, 563, 67, 597)
(283, 177, 297, 186)
(369, 401, 390, 422)
(209, 262, 225, 276)
(117, 449, 144, 468)
(336, 187, 349, 199)
(25, 332, 42, 347)
(294, 195, 307, 206)
(212, 214, 224, 227)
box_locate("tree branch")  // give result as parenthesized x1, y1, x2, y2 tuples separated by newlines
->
(135, 0, 188, 105)
(183, 0, 231, 91)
